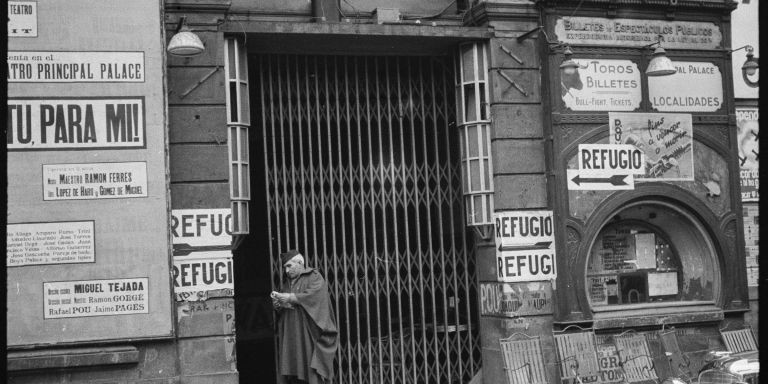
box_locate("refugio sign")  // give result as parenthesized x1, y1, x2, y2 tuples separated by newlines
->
(494, 210, 557, 282)
(171, 209, 233, 248)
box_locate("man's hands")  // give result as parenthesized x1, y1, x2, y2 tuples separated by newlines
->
(271, 291, 294, 309)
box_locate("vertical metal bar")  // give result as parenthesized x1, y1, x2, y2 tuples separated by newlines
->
(355, 56, 374, 384)
(312, 56, 323, 271)
(385, 56, 406, 384)
(324, 55, 343, 383)
(378, 57, 396, 384)
(335, 56, 353, 384)
(399, 58, 418, 384)
(448, 52, 465, 383)
(276, 55, 290, 253)
(440, 53, 454, 384)
(345, 56, 364, 384)
(294, 55, 308, 255)
(428, 59, 442, 384)
(258, 53, 279, 383)
(304, 56, 318, 272)
(415, 57, 430, 384)
(367, 57, 385, 384)
(267, 56, 282, 285)
(285, 55, 298, 249)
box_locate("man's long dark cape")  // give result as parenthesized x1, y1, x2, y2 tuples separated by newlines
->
(278, 268, 338, 384)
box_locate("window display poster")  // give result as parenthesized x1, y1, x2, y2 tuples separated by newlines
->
(648, 272, 679, 296)
(633, 233, 657, 269)
(610, 112, 694, 181)
(589, 275, 615, 306)
(44, 278, 149, 319)
(736, 108, 759, 202)
(7, 221, 95, 267)
(743, 204, 759, 287)
(600, 232, 633, 271)
(43, 162, 148, 200)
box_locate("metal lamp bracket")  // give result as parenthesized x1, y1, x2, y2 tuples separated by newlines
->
(180, 66, 221, 99)
(496, 69, 529, 97)
(498, 44, 524, 65)
(174, 15, 188, 33)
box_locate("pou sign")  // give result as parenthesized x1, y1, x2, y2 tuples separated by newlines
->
(494, 210, 557, 282)
(7, 97, 145, 150)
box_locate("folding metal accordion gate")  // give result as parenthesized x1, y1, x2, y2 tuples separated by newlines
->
(253, 53, 480, 384)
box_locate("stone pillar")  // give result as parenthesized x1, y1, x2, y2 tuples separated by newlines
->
(166, 7, 239, 383)
(468, 2, 558, 383)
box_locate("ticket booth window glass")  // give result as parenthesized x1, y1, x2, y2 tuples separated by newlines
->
(586, 201, 717, 308)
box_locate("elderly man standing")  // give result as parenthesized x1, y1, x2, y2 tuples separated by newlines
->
(271, 250, 338, 384)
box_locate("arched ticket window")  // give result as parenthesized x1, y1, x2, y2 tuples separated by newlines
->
(586, 200, 719, 309)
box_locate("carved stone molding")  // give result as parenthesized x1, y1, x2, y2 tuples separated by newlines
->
(565, 225, 581, 268)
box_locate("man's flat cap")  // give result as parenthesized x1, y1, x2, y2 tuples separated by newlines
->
(280, 249, 301, 265)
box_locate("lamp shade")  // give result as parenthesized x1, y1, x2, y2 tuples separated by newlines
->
(559, 46, 580, 75)
(742, 56, 759, 76)
(167, 25, 205, 57)
(646, 46, 676, 76)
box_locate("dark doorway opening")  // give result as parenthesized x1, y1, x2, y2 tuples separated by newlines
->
(233, 75, 276, 383)
(237, 52, 481, 384)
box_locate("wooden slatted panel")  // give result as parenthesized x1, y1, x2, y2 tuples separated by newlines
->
(499, 337, 547, 384)
(553, 331, 600, 380)
(721, 329, 757, 353)
(614, 334, 658, 383)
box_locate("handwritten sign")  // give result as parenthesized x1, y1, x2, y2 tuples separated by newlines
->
(7, 97, 146, 151)
(648, 62, 723, 112)
(610, 112, 693, 181)
(588, 275, 615, 306)
(562, 59, 641, 111)
(171, 209, 233, 249)
(555, 17, 722, 50)
(44, 278, 149, 319)
(7, 221, 95, 267)
(43, 162, 147, 200)
(8, 51, 145, 82)
(8, 1, 37, 37)
(479, 281, 553, 317)
(737, 108, 759, 202)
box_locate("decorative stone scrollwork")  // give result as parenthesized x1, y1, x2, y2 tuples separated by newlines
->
(558, 114, 608, 125)
(565, 225, 581, 268)
(561, 124, 574, 141)
(722, 219, 737, 256)
(716, 126, 729, 144)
